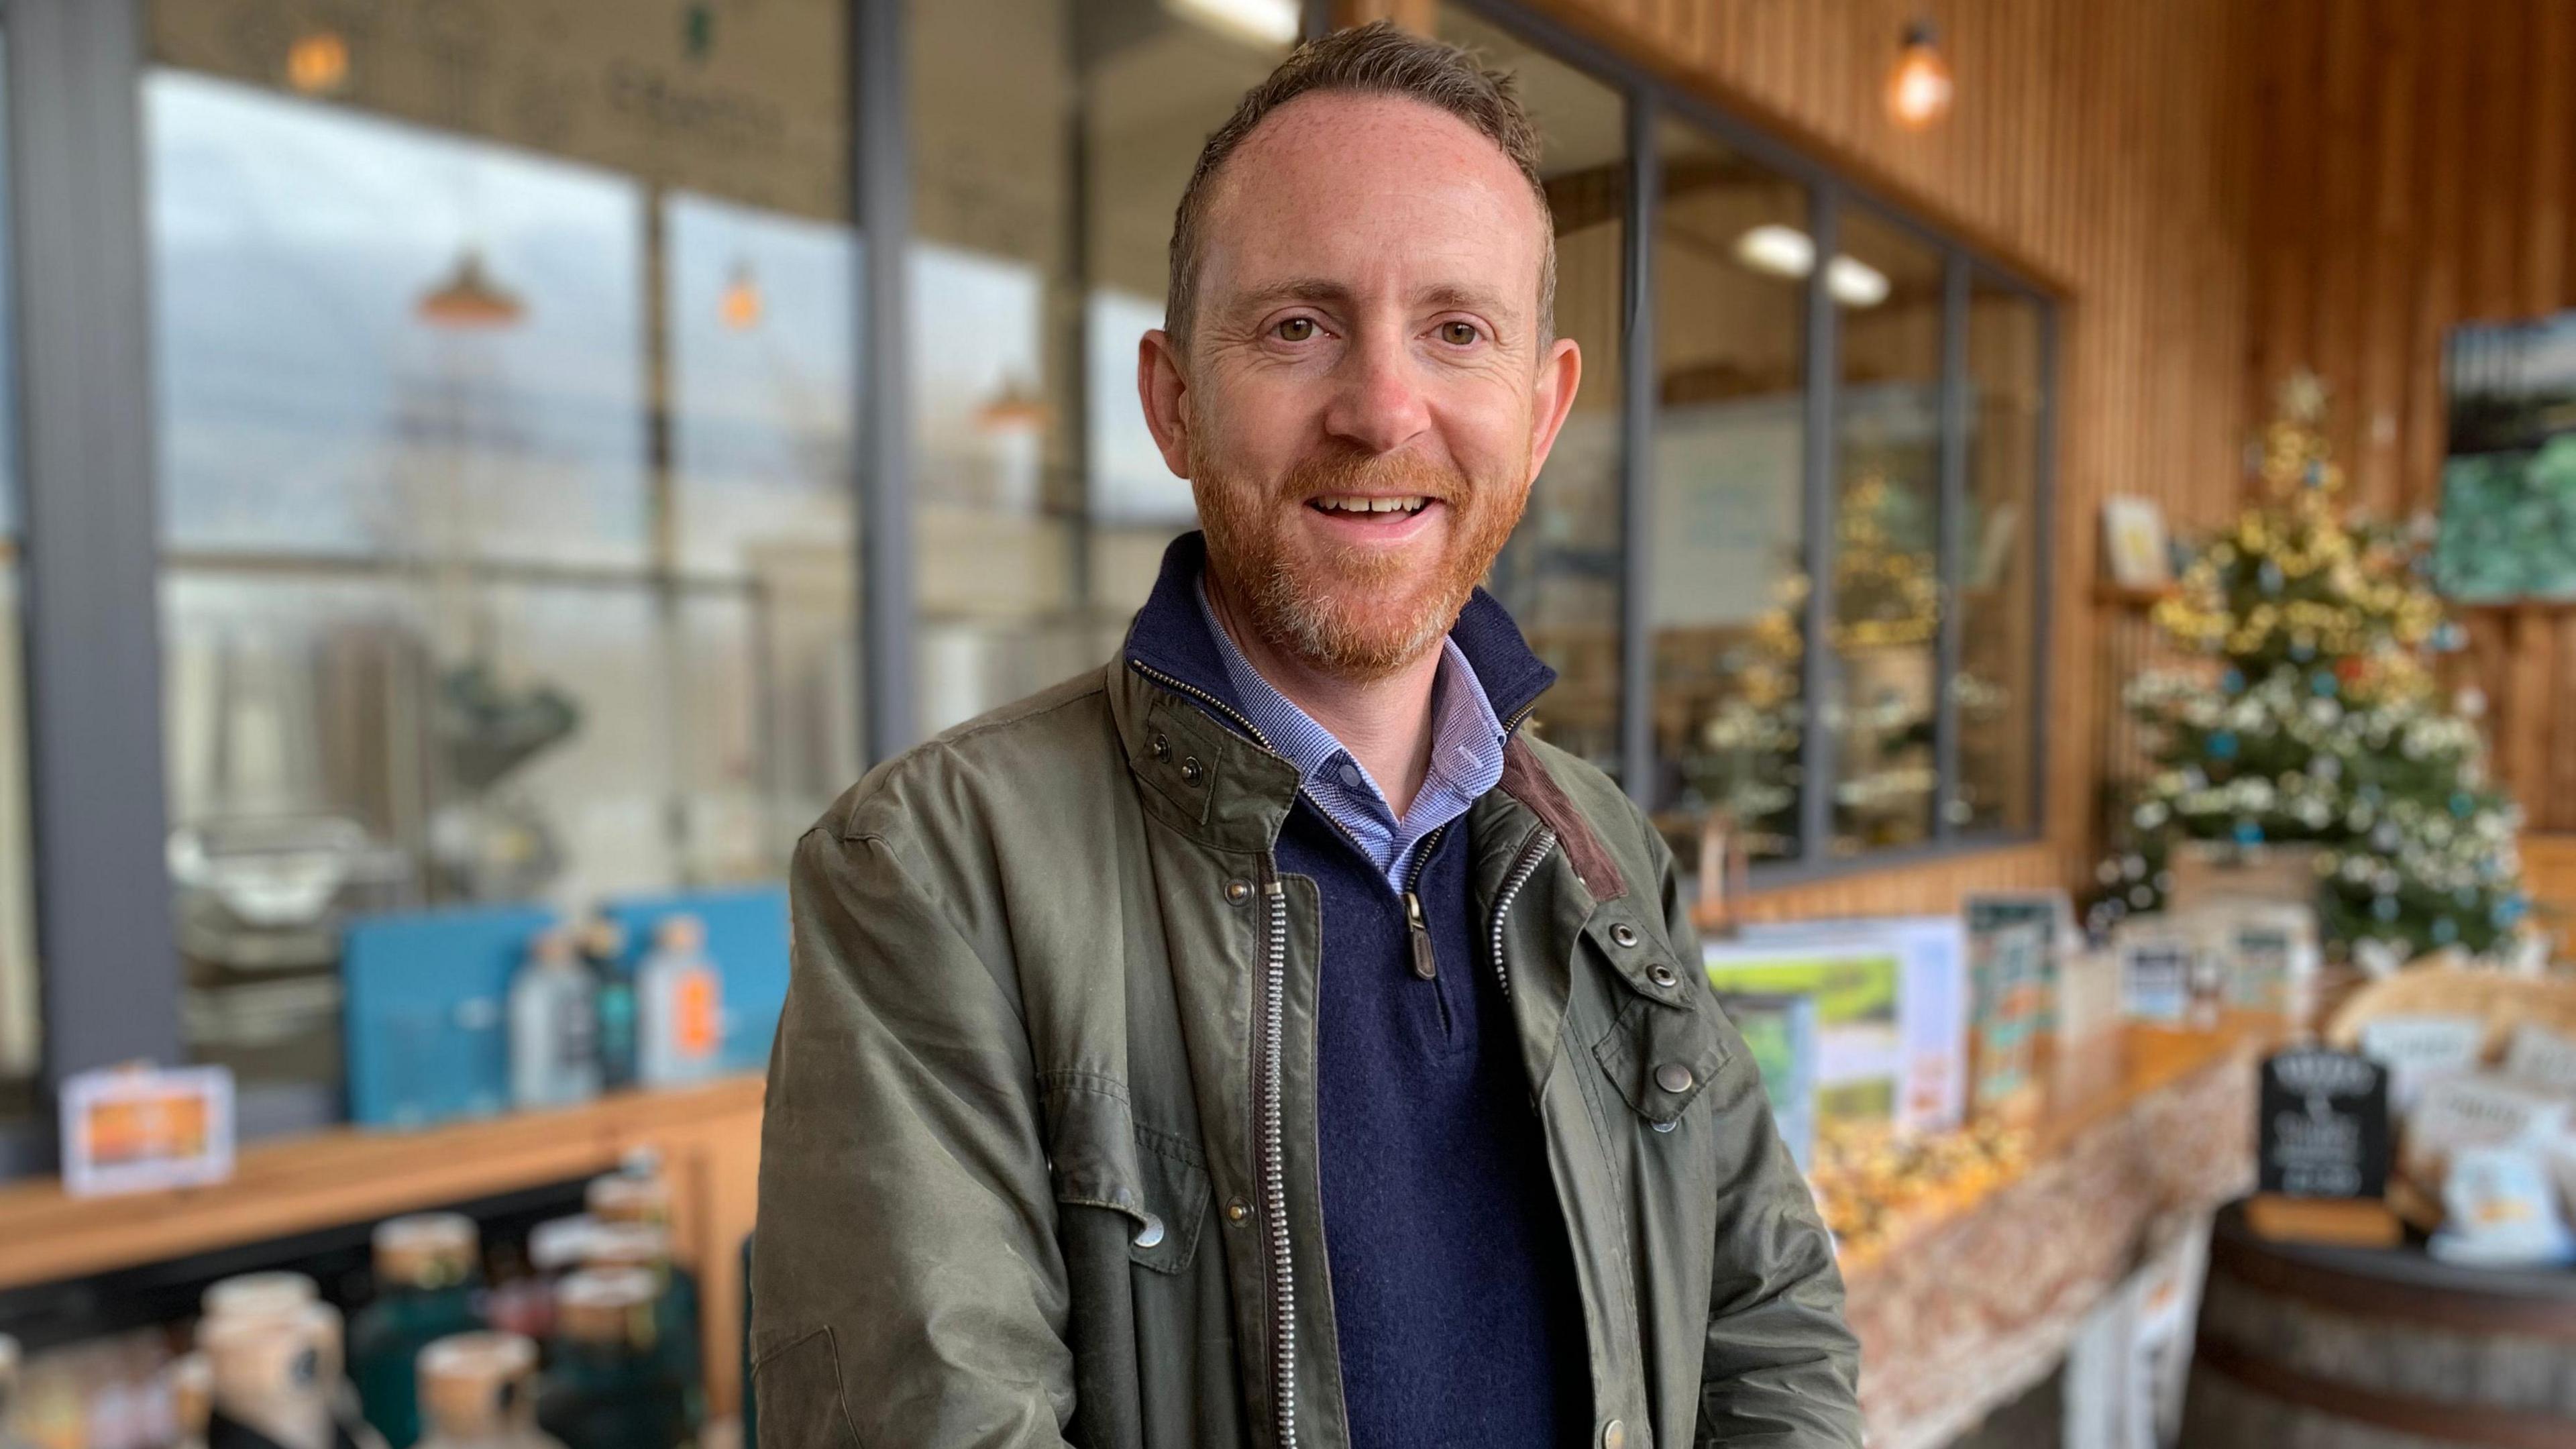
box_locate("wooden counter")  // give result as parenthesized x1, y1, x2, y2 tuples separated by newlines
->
(0, 1016, 2275, 1443)
(1844, 1013, 2282, 1449)
(0, 1076, 766, 1414)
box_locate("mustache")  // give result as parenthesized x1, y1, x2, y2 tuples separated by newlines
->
(1272, 447, 1472, 504)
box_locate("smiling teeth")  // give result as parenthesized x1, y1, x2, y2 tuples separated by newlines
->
(1316, 496, 1429, 514)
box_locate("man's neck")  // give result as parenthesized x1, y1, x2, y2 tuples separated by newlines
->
(1205, 574, 1443, 819)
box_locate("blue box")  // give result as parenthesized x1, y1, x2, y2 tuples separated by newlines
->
(343, 903, 558, 1128)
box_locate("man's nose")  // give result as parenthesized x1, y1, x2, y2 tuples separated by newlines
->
(1322, 325, 1432, 455)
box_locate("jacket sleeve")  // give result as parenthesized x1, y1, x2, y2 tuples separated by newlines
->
(751, 824, 1075, 1448)
(1640, 822, 1866, 1448)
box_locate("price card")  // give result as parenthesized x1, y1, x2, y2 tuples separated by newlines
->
(61, 1063, 235, 1198)
(2258, 1046, 2390, 1200)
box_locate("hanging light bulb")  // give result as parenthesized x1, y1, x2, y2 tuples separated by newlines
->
(975, 376, 1051, 433)
(286, 30, 350, 97)
(720, 258, 763, 331)
(1886, 21, 1954, 131)
(416, 248, 526, 329)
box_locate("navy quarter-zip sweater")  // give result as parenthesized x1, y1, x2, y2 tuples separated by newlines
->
(1123, 535, 1590, 1449)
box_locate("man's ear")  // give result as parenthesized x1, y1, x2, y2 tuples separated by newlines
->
(1523, 335, 1584, 481)
(1138, 328, 1194, 479)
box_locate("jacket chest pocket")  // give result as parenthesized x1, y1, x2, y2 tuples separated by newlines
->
(1044, 1079, 1212, 1274)
(1584, 914, 1726, 1130)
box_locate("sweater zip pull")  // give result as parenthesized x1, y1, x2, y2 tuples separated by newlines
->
(1404, 890, 1437, 980)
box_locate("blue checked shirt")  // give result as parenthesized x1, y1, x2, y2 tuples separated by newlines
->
(1198, 580, 1507, 892)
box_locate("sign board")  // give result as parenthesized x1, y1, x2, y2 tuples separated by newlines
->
(2257, 1046, 2391, 1199)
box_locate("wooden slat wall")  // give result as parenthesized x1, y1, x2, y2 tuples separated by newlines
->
(1348, 0, 2263, 914)
(2249, 0, 2576, 832)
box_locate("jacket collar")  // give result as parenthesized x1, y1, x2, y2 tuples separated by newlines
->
(1119, 531, 1558, 745)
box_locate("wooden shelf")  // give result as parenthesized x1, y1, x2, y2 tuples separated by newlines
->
(0, 1076, 766, 1414)
(0, 1075, 763, 1293)
(2094, 579, 2180, 609)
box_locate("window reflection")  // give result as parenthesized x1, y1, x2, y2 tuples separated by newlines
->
(1650, 120, 1809, 864)
(909, 0, 1291, 735)
(146, 5, 859, 1104)
(1828, 209, 1945, 856)
(1438, 7, 1627, 779)
(0, 21, 35, 1136)
(1958, 279, 2044, 835)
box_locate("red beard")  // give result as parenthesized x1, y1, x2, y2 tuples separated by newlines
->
(1191, 438, 1528, 680)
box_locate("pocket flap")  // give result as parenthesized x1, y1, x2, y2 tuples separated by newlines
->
(1044, 1079, 1210, 1275)
(1590, 969, 1727, 1128)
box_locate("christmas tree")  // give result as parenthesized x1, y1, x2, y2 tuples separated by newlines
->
(2094, 376, 2530, 963)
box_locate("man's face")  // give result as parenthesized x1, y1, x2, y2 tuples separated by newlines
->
(1139, 92, 1582, 680)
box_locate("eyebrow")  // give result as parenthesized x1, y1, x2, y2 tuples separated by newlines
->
(1226, 277, 1523, 325)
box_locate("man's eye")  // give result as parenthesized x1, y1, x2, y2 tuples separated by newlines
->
(1275, 317, 1316, 341)
(1439, 321, 1480, 345)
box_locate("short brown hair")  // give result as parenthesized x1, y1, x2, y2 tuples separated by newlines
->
(1165, 20, 1555, 352)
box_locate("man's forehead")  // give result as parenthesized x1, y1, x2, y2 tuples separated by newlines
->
(1196, 91, 1546, 313)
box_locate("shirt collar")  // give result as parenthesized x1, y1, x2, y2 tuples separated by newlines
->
(1121, 531, 1557, 741)
(1192, 576, 1506, 809)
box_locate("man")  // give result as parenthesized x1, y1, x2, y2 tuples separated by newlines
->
(753, 21, 1860, 1449)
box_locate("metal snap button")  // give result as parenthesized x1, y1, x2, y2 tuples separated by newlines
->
(1132, 1212, 1165, 1249)
(1609, 923, 1640, 948)
(1224, 1197, 1250, 1223)
(1224, 879, 1251, 904)
(1647, 963, 1678, 988)
(1654, 1062, 1695, 1094)
(1179, 757, 1204, 784)
(1651, 1119, 1678, 1134)
(1601, 1419, 1625, 1449)
(1150, 733, 1171, 760)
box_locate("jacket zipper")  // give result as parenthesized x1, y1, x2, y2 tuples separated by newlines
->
(1255, 867, 1297, 1449)
(1131, 658, 1536, 1449)
(1126, 659, 1277, 753)
(1488, 826, 1557, 1001)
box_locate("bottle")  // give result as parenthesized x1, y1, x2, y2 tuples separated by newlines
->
(202, 1300, 381, 1449)
(534, 1271, 687, 1449)
(576, 1225, 700, 1424)
(576, 918, 635, 1092)
(508, 930, 599, 1110)
(413, 1336, 561, 1449)
(169, 1355, 213, 1449)
(203, 1274, 319, 1325)
(634, 916, 721, 1088)
(582, 1159, 667, 1227)
(348, 1216, 487, 1449)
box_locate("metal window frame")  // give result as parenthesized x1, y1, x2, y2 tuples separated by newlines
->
(1443, 0, 2059, 890)
(3, 0, 178, 1174)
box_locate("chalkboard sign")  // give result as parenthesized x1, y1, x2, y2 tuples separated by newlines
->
(2259, 1046, 2392, 1199)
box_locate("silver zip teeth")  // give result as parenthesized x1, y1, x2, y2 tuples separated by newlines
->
(1257, 875, 1297, 1449)
(1489, 826, 1556, 1001)
(1126, 660, 1277, 754)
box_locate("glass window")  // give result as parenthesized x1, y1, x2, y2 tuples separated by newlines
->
(1827, 208, 1945, 858)
(146, 3, 859, 1110)
(909, 0, 1296, 736)
(0, 20, 37, 1141)
(1436, 7, 1626, 779)
(1957, 276, 2045, 835)
(1648, 119, 1809, 865)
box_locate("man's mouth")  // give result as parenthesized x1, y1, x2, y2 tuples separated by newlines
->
(1307, 494, 1434, 516)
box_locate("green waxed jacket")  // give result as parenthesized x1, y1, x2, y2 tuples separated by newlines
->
(749, 658, 1862, 1449)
